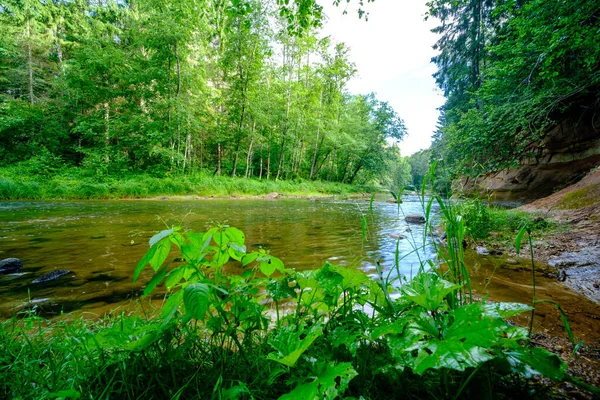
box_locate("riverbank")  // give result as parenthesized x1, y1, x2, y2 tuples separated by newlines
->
(0, 166, 370, 200)
(464, 169, 600, 305)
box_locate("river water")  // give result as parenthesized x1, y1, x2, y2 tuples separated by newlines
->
(1, 196, 598, 343)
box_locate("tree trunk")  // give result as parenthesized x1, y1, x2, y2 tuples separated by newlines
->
(245, 121, 255, 178)
(266, 129, 271, 180)
(309, 89, 323, 179)
(215, 143, 222, 175)
(328, 145, 336, 181)
(104, 103, 110, 164)
(26, 17, 34, 105)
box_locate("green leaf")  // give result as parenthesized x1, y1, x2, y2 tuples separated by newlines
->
(267, 277, 297, 301)
(143, 265, 167, 297)
(133, 238, 172, 282)
(161, 290, 184, 321)
(401, 273, 462, 311)
(503, 347, 567, 380)
(267, 323, 323, 367)
(183, 283, 210, 321)
(515, 226, 527, 256)
(241, 252, 259, 267)
(149, 228, 174, 247)
(279, 362, 357, 400)
(225, 226, 245, 245)
(165, 266, 186, 290)
(260, 255, 284, 277)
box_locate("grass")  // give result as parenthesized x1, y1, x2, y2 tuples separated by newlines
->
(453, 199, 555, 247)
(0, 166, 368, 200)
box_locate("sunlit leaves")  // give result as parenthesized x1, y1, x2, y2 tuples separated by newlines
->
(401, 273, 462, 311)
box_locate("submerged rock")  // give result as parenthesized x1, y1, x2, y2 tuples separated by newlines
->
(32, 270, 73, 284)
(476, 246, 490, 256)
(475, 246, 504, 256)
(405, 214, 425, 224)
(0, 258, 23, 274)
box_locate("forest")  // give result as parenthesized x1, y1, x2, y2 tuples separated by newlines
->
(0, 0, 410, 190)
(428, 0, 600, 190)
(1, 1, 600, 399)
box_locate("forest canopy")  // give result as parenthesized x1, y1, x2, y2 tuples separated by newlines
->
(0, 0, 408, 187)
(427, 0, 600, 182)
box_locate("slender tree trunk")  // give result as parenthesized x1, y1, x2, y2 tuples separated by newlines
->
(259, 145, 263, 180)
(275, 79, 292, 181)
(215, 143, 222, 175)
(266, 130, 271, 180)
(328, 145, 336, 181)
(175, 42, 182, 168)
(309, 89, 323, 179)
(104, 103, 110, 164)
(245, 121, 255, 178)
(26, 17, 34, 105)
(315, 149, 331, 177)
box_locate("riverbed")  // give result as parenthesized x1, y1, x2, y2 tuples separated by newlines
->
(1, 196, 598, 345)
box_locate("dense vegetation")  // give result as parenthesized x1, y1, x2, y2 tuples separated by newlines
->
(0, 0, 410, 191)
(427, 0, 600, 185)
(3, 189, 597, 399)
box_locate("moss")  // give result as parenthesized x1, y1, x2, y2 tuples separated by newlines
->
(556, 183, 600, 210)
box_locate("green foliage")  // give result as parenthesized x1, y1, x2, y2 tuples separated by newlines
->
(2, 218, 597, 399)
(0, 166, 363, 199)
(455, 198, 554, 241)
(429, 0, 600, 180)
(0, 0, 402, 188)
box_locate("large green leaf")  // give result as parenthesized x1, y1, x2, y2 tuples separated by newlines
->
(225, 226, 245, 245)
(260, 255, 284, 277)
(267, 323, 323, 367)
(183, 283, 210, 321)
(133, 238, 171, 282)
(143, 265, 167, 297)
(503, 347, 567, 380)
(401, 272, 462, 311)
(161, 290, 184, 321)
(279, 362, 357, 400)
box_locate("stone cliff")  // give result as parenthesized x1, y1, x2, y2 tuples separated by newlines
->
(457, 110, 600, 204)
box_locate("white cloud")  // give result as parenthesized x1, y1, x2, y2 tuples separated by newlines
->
(320, 0, 445, 156)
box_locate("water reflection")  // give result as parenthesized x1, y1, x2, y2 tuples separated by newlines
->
(0, 196, 434, 317)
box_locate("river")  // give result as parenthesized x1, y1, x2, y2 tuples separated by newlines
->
(1, 196, 598, 344)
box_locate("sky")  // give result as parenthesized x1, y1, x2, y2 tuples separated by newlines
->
(319, 0, 445, 156)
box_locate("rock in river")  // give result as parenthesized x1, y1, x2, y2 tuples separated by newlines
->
(405, 214, 425, 224)
(0, 258, 23, 274)
(32, 270, 73, 284)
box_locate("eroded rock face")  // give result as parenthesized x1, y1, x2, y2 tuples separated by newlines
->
(0, 258, 23, 274)
(32, 270, 72, 284)
(457, 112, 600, 204)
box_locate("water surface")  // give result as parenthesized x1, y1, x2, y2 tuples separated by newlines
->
(1, 196, 598, 344)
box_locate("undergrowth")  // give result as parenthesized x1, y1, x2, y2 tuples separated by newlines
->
(0, 166, 366, 200)
(454, 199, 554, 242)
(1, 165, 597, 399)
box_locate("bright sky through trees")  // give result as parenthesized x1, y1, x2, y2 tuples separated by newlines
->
(321, 0, 445, 156)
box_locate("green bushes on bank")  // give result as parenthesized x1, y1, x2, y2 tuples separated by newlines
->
(0, 166, 362, 200)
